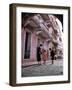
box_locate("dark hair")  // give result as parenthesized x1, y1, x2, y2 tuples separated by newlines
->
(40, 44, 43, 46)
(49, 48, 51, 50)
(44, 50, 46, 52)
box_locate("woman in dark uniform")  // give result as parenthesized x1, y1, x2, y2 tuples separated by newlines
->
(50, 49, 55, 64)
(37, 45, 42, 65)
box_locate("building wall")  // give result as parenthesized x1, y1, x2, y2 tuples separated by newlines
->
(21, 28, 26, 64)
(21, 28, 38, 66)
(30, 31, 37, 61)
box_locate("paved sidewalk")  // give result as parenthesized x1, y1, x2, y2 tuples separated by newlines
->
(21, 59, 63, 77)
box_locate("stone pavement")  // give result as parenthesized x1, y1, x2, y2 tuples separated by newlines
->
(21, 59, 63, 77)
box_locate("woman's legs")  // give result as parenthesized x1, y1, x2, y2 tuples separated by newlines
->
(52, 57, 54, 64)
(43, 60, 46, 64)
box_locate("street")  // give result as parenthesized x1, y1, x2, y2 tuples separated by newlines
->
(21, 59, 63, 77)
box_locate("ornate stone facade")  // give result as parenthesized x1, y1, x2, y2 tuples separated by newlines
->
(21, 13, 63, 66)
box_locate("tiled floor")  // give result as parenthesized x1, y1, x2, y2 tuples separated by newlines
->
(21, 59, 63, 77)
